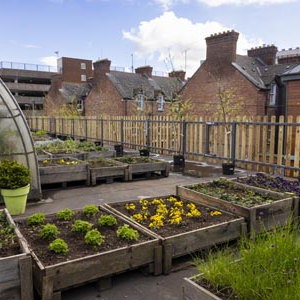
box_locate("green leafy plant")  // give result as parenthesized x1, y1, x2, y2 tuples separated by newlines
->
(195, 223, 300, 299)
(56, 208, 75, 221)
(98, 214, 117, 227)
(84, 229, 105, 247)
(0, 159, 31, 189)
(71, 220, 93, 233)
(49, 238, 69, 255)
(116, 224, 139, 241)
(27, 213, 46, 226)
(0, 212, 17, 250)
(39, 223, 60, 240)
(83, 205, 99, 218)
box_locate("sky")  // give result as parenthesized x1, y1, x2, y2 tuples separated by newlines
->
(1, 0, 300, 77)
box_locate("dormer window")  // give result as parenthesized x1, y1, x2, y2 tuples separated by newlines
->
(157, 94, 164, 111)
(76, 99, 84, 112)
(137, 93, 145, 111)
(269, 83, 277, 106)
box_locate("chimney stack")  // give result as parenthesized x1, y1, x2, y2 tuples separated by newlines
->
(93, 59, 111, 77)
(135, 66, 153, 77)
(247, 45, 278, 65)
(277, 47, 300, 64)
(169, 70, 186, 81)
(205, 30, 239, 65)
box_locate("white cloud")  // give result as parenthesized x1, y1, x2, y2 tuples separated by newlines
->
(39, 56, 57, 67)
(123, 11, 261, 77)
(153, 0, 295, 9)
(24, 44, 39, 49)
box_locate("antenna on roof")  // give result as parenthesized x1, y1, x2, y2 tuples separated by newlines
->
(131, 54, 134, 73)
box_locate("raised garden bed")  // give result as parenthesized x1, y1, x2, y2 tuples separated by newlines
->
(16, 205, 162, 300)
(105, 195, 245, 274)
(88, 158, 128, 185)
(0, 209, 33, 300)
(113, 156, 170, 181)
(177, 178, 298, 233)
(38, 157, 89, 186)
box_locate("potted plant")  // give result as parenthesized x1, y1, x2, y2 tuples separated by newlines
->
(0, 159, 31, 215)
(168, 95, 193, 169)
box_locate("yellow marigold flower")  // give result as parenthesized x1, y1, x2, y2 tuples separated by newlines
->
(149, 214, 164, 229)
(131, 213, 143, 223)
(210, 210, 222, 217)
(169, 215, 183, 225)
(187, 203, 196, 210)
(151, 198, 163, 205)
(156, 204, 168, 216)
(174, 201, 183, 207)
(167, 196, 178, 203)
(125, 203, 136, 210)
(139, 199, 149, 206)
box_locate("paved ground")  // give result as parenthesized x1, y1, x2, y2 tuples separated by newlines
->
(9, 161, 245, 300)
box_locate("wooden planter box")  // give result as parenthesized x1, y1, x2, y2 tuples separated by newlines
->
(19, 206, 162, 300)
(183, 274, 221, 300)
(105, 197, 245, 274)
(39, 158, 89, 186)
(177, 181, 298, 233)
(126, 159, 170, 181)
(88, 159, 128, 185)
(0, 209, 33, 300)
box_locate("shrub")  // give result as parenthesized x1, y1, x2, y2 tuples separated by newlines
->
(98, 214, 117, 227)
(84, 229, 105, 247)
(49, 238, 69, 255)
(83, 204, 99, 218)
(27, 213, 46, 226)
(0, 159, 31, 189)
(39, 223, 60, 240)
(116, 224, 139, 241)
(72, 220, 93, 233)
(56, 208, 75, 221)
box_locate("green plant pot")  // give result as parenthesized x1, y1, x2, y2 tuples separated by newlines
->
(1, 184, 30, 215)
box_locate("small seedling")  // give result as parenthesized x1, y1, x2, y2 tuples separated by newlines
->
(116, 224, 139, 241)
(84, 229, 105, 247)
(83, 205, 99, 218)
(56, 208, 75, 221)
(27, 213, 46, 226)
(49, 238, 69, 255)
(98, 214, 117, 227)
(39, 223, 60, 240)
(72, 220, 93, 233)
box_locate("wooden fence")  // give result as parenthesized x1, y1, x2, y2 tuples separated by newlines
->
(27, 115, 300, 178)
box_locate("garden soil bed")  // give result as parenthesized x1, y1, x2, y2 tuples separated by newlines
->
(105, 196, 245, 274)
(16, 206, 162, 300)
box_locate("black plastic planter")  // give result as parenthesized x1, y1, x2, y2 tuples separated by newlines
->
(173, 155, 185, 167)
(222, 163, 235, 175)
(114, 144, 124, 157)
(139, 149, 150, 157)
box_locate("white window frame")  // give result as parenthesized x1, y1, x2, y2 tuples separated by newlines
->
(269, 83, 277, 106)
(77, 99, 84, 112)
(157, 94, 164, 111)
(137, 93, 144, 111)
(81, 63, 86, 70)
(81, 74, 87, 82)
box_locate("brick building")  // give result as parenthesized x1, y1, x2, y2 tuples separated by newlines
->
(179, 30, 300, 119)
(44, 57, 93, 115)
(84, 59, 185, 116)
(45, 57, 185, 116)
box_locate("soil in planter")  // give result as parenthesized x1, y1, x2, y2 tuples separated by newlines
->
(16, 210, 153, 266)
(88, 158, 122, 168)
(38, 157, 84, 167)
(189, 178, 281, 208)
(0, 212, 21, 257)
(110, 197, 240, 238)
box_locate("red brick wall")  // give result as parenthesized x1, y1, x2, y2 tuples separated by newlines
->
(180, 62, 266, 117)
(286, 80, 300, 116)
(60, 57, 93, 83)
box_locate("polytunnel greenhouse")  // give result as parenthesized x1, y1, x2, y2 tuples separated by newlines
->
(0, 78, 41, 200)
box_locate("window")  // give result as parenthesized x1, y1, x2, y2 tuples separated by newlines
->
(77, 99, 84, 112)
(137, 93, 144, 111)
(81, 63, 86, 70)
(81, 74, 87, 82)
(157, 94, 164, 111)
(269, 83, 277, 106)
